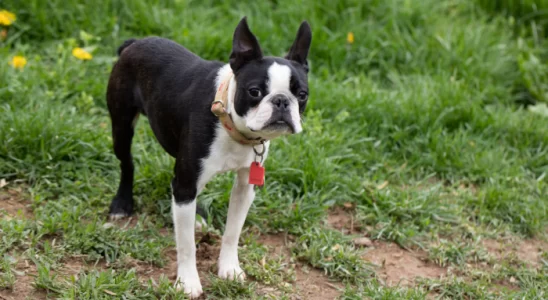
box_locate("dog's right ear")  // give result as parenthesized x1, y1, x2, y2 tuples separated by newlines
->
(230, 17, 263, 72)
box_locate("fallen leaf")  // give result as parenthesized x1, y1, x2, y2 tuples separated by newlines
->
(377, 181, 389, 190)
(0, 178, 7, 188)
(331, 244, 341, 251)
(104, 289, 117, 296)
(343, 202, 354, 209)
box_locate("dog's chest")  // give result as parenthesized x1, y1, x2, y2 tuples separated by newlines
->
(207, 143, 253, 173)
(198, 126, 268, 189)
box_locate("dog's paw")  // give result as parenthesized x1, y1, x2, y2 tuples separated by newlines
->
(108, 196, 133, 219)
(175, 274, 203, 299)
(218, 264, 246, 281)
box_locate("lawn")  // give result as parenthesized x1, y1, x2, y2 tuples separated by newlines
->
(1, 0, 547, 299)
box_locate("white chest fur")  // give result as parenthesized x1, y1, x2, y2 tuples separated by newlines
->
(197, 124, 269, 191)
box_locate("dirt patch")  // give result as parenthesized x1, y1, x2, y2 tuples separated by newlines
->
(258, 232, 290, 256)
(0, 257, 48, 300)
(327, 206, 360, 234)
(327, 207, 446, 287)
(0, 186, 32, 218)
(362, 241, 446, 286)
(482, 238, 548, 268)
(257, 232, 342, 299)
(294, 266, 341, 300)
(59, 256, 104, 277)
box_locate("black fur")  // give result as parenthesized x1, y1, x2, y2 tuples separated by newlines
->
(117, 39, 137, 56)
(107, 37, 222, 216)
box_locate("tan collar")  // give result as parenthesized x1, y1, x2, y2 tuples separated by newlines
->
(211, 73, 266, 145)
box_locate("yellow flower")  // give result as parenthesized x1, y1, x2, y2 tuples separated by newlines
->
(0, 10, 16, 26)
(72, 47, 92, 60)
(10, 55, 27, 69)
(347, 32, 354, 44)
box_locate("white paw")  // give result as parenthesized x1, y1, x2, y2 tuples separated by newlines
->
(218, 263, 246, 281)
(174, 274, 203, 298)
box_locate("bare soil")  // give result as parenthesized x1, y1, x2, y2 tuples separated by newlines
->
(0, 257, 48, 300)
(327, 206, 448, 287)
(326, 206, 360, 235)
(0, 186, 32, 219)
(257, 232, 342, 300)
(482, 237, 548, 268)
(362, 241, 447, 286)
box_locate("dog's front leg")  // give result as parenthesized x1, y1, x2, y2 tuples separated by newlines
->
(172, 178, 203, 298)
(218, 168, 255, 280)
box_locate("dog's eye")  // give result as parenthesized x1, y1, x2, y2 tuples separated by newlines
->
(298, 91, 308, 101)
(248, 88, 262, 98)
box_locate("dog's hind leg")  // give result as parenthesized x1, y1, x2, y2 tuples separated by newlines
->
(106, 69, 139, 219)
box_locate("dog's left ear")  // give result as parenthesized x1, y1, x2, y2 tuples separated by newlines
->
(285, 21, 312, 71)
(230, 17, 263, 72)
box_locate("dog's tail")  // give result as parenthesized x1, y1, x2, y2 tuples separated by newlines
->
(117, 39, 137, 56)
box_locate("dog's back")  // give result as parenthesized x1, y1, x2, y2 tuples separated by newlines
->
(107, 37, 222, 157)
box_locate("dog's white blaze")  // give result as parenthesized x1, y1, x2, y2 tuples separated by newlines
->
(172, 196, 203, 298)
(267, 62, 291, 92)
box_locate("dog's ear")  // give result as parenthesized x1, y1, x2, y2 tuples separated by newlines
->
(230, 17, 263, 72)
(285, 21, 312, 71)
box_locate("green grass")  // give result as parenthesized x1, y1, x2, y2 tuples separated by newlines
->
(1, 0, 547, 298)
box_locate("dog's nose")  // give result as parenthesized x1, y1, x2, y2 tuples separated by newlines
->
(272, 95, 290, 110)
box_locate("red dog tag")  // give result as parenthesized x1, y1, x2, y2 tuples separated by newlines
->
(249, 162, 265, 186)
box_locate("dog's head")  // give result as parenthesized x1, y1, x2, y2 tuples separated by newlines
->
(227, 17, 312, 141)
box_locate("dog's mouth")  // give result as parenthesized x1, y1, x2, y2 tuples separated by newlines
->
(264, 120, 294, 132)
(250, 118, 295, 134)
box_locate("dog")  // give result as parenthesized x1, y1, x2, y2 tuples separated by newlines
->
(106, 17, 312, 298)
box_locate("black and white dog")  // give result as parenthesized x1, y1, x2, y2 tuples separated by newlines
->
(106, 18, 311, 298)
